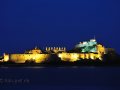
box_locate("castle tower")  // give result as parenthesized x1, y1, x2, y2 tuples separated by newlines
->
(46, 47, 48, 51)
(64, 47, 66, 51)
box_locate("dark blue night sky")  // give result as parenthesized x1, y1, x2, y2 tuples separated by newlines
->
(0, 0, 120, 54)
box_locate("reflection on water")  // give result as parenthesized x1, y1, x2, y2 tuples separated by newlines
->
(0, 67, 120, 90)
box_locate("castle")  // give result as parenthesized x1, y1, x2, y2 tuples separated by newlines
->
(3, 39, 106, 63)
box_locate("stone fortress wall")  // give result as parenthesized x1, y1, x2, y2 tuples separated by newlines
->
(3, 39, 106, 63)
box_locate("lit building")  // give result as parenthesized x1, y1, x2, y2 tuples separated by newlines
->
(75, 39, 98, 53)
(3, 39, 106, 63)
(58, 39, 106, 62)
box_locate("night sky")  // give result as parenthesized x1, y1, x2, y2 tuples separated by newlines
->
(0, 0, 120, 55)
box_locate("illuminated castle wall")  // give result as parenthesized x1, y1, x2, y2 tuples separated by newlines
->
(58, 44, 105, 62)
(3, 39, 106, 63)
(58, 53, 102, 62)
(4, 47, 50, 63)
(8, 54, 50, 63)
(58, 39, 106, 62)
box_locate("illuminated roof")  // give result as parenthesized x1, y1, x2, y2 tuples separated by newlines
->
(75, 39, 97, 53)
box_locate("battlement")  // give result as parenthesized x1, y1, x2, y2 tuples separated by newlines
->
(46, 47, 66, 53)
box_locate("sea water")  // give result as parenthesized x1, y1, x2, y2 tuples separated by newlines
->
(0, 66, 120, 90)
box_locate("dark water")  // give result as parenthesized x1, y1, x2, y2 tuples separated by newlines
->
(0, 67, 120, 90)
